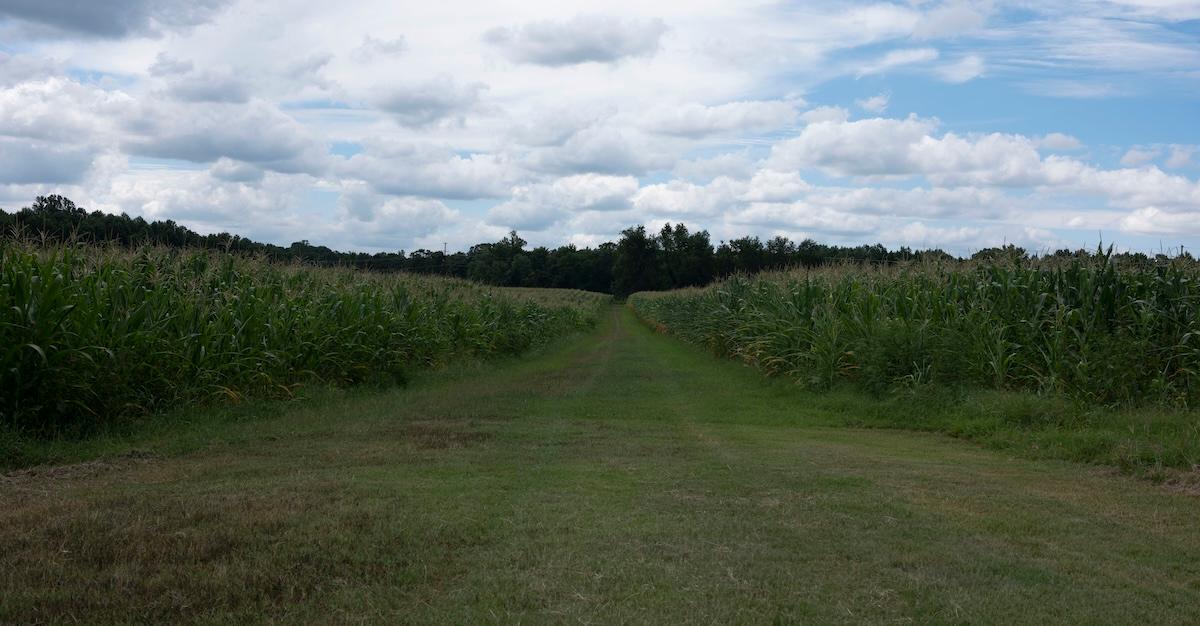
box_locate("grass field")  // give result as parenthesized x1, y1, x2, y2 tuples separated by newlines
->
(4, 305, 1200, 624)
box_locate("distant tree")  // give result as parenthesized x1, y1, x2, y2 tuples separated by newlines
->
(971, 244, 1029, 263)
(13, 194, 1164, 296)
(612, 225, 661, 297)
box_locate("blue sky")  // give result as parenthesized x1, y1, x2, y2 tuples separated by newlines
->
(1, 0, 1198, 255)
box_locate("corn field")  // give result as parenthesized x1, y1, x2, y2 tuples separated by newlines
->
(630, 253, 1200, 407)
(1, 242, 607, 435)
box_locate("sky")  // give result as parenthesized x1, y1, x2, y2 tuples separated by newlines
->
(1, 1, 1199, 256)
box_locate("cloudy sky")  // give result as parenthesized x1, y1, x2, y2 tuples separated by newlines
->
(1, 0, 1199, 254)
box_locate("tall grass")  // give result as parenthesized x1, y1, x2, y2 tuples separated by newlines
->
(630, 252, 1200, 408)
(1, 241, 607, 436)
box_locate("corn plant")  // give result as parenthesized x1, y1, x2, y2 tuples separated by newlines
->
(630, 253, 1200, 407)
(0, 241, 608, 435)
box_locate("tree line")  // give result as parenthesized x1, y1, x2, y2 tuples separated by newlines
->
(2, 195, 1187, 296)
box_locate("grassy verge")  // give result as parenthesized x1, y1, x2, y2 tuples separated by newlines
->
(744, 383, 1200, 483)
(636, 296, 1200, 481)
(0, 325, 596, 471)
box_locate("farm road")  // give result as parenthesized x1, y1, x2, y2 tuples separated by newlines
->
(3, 306, 1200, 623)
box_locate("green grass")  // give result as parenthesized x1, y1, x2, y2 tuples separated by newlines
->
(4, 306, 1200, 624)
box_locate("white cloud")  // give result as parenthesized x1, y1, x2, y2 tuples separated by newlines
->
(673, 152, 756, 182)
(487, 173, 638, 230)
(484, 15, 667, 66)
(743, 170, 812, 203)
(769, 115, 1200, 212)
(856, 47, 940, 77)
(148, 52, 193, 76)
(336, 184, 460, 242)
(937, 54, 985, 83)
(98, 168, 307, 242)
(642, 100, 798, 137)
(1, 0, 1198, 252)
(633, 178, 745, 218)
(1166, 145, 1195, 169)
(122, 98, 327, 174)
(731, 202, 879, 236)
(1037, 133, 1083, 151)
(341, 141, 513, 199)
(770, 115, 941, 177)
(0, 52, 61, 86)
(800, 106, 850, 125)
(372, 76, 487, 127)
(1120, 206, 1200, 235)
(352, 35, 407, 60)
(525, 120, 676, 176)
(1120, 146, 1161, 166)
(209, 157, 264, 183)
(855, 93, 889, 113)
(0, 77, 131, 143)
(1023, 80, 1129, 99)
(912, 2, 991, 39)
(166, 69, 252, 103)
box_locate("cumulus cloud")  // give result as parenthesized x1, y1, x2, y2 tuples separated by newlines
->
(800, 106, 851, 125)
(641, 100, 798, 137)
(0, 0, 231, 38)
(98, 168, 306, 242)
(633, 178, 747, 218)
(743, 170, 812, 203)
(1, 0, 1197, 252)
(0, 77, 131, 142)
(0, 77, 130, 185)
(1120, 206, 1200, 235)
(1120, 146, 1161, 166)
(148, 53, 193, 77)
(336, 183, 459, 241)
(799, 185, 1009, 219)
(0, 138, 95, 184)
(352, 35, 407, 60)
(166, 70, 252, 103)
(1166, 145, 1195, 169)
(770, 115, 941, 177)
(937, 54, 985, 83)
(768, 114, 1200, 214)
(769, 115, 1063, 188)
(1037, 133, 1083, 151)
(672, 152, 756, 182)
(0, 52, 60, 86)
(484, 15, 667, 66)
(372, 76, 487, 127)
(487, 174, 638, 230)
(855, 93, 889, 113)
(209, 157, 264, 183)
(526, 121, 675, 176)
(122, 99, 327, 174)
(340, 141, 513, 199)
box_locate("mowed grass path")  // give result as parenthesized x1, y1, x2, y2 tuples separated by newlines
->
(4, 306, 1200, 623)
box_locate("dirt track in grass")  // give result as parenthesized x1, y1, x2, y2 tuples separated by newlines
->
(4, 306, 1200, 624)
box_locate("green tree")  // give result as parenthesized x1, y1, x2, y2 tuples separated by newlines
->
(612, 225, 661, 297)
